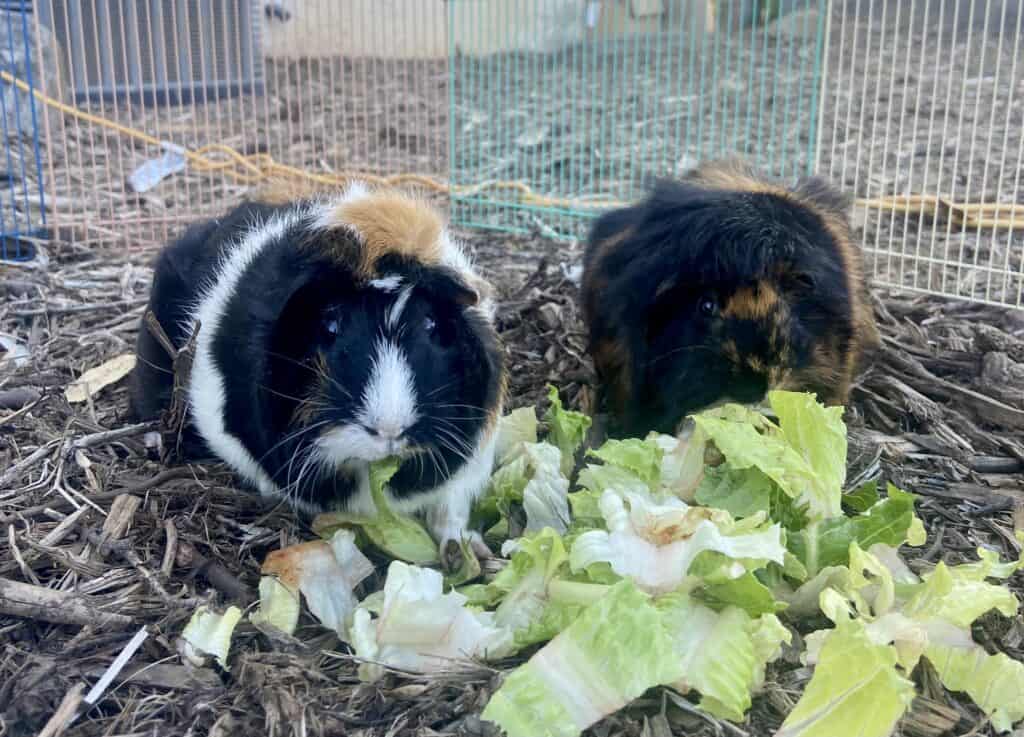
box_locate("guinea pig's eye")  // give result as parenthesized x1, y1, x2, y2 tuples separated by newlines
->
(423, 315, 437, 335)
(321, 308, 343, 338)
(698, 296, 718, 318)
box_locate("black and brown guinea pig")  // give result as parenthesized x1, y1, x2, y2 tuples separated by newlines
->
(580, 158, 879, 438)
(128, 182, 505, 561)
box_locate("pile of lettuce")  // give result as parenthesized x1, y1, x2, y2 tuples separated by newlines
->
(183, 388, 1024, 737)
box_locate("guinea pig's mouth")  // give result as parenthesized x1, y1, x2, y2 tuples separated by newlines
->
(672, 396, 772, 436)
(315, 424, 422, 465)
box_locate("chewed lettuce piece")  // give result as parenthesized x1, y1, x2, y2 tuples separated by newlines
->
(692, 392, 845, 522)
(350, 561, 514, 682)
(777, 619, 916, 737)
(495, 406, 539, 466)
(697, 568, 787, 616)
(569, 488, 785, 594)
(249, 576, 300, 635)
(481, 441, 571, 536)
(587, 437, 663, 490)
(543, 385, 592, 476)
(485, 528, 589, 647)
(695, 466, 775, 519)
(788, 485, 922, 578)
(769, 390, 847, 511)
(658, 594, 790, 722)
(481, 581, 684, 737)
(926, 644, 1024, 732)
(260, 529, 375, 637)
(312, 458, 439, 564)
(521, 443, 571, 534)
(179, 605, 243, 670)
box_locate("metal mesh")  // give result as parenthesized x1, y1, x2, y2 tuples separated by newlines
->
(0, 1, 47, 261)
(820, 0, 1024, 308)
(26, 1, 1024, 308)
(34, 0, 449, 250)
(449, 0, 828, 239)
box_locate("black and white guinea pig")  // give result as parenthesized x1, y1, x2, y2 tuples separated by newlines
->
(129, 182, 505, 561)
(581, 158, 879, 438)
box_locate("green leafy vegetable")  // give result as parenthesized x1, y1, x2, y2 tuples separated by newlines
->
(350, 561, 514, 682)
(486, 528, 587, 648)
(569, 487, 786, 594)
(543, 385, 592, 475)
(586, 438, 663, 490)
(658, 595, 791, 721)
(179, 605, 243, 670)
(481, 581, 684, 737)
(777, 619, 915, 737)
(312, 458, 439, 565)
(788, 485, 922, 577)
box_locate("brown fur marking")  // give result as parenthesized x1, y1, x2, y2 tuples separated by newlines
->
(722, 281, 780, 321)
(333, 192, 443, 277)
(291, 352, 330, 427)
(591, 338, 632, 416)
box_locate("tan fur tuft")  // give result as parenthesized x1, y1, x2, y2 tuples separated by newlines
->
(332, 191, 444, 277)
(682, 158, 786, 196)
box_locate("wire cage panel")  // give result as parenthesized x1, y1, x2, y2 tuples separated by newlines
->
(34, 0, 450, 251)
(448, 0, 830, 240)
(38, 0, 264, 105)
(821, 0, 1024, 308)
(0, 0, 47, 261)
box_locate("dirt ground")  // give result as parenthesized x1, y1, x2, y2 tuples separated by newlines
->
(2, 225, 1024, 737)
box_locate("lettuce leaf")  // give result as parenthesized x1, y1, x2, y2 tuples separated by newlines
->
(787, 485, 921, 577)
(658, 595, 790, 721)
(691, 392, 845, 522)
(179, 605, 243, 670)
(926, 644, 1024, 732)
(777, 619, 916, 737)
(260, 529, 376, 637)
(569, 488, 785, 594)
(495, 406, 539, 466)
(586, 438, 663, 490)
(481, 581, 684, 737)
(487, 529, 587, 648)
(543, 385, 592, 476)
(312, 458, 439, 564)
(695, 466, 774, 519)
(350, 561, 514, 681)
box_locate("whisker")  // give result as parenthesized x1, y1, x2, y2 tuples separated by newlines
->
(256, 420, 330, 465)
(644, 344, 720, 368)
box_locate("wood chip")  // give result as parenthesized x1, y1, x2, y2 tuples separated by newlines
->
(65, 353, 137, 404)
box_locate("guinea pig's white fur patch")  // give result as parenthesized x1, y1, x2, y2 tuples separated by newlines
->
(187, 208, 305, 500)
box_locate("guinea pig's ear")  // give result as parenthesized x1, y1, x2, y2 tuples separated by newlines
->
(794, 176, 853, 218)
(417, 266, 481, 307)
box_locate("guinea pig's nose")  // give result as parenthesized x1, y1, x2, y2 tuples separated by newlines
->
(373, 423, 405, 441)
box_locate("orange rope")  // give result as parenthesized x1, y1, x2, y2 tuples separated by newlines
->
(5, 70, 1022, 228)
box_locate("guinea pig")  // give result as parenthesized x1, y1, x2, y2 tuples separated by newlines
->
(129, 182, 505, 562)
(580, 158, 879, 438)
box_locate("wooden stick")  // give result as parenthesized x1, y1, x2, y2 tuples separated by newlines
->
(0, 577, 133, 628)
(36, 683, 85, 737)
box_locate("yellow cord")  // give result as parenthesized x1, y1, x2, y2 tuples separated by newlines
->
(4, 70, 1022, 229)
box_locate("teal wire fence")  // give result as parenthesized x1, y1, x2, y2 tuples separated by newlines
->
(448, 0, 828, 240)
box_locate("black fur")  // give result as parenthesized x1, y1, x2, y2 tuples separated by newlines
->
(130, 200, 503, 512)
(583, 175, 858, 438)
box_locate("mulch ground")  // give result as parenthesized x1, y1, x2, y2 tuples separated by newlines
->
(1, 228, 1023, 737)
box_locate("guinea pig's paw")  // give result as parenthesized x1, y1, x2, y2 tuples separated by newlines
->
(439, 531, 493, 574)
